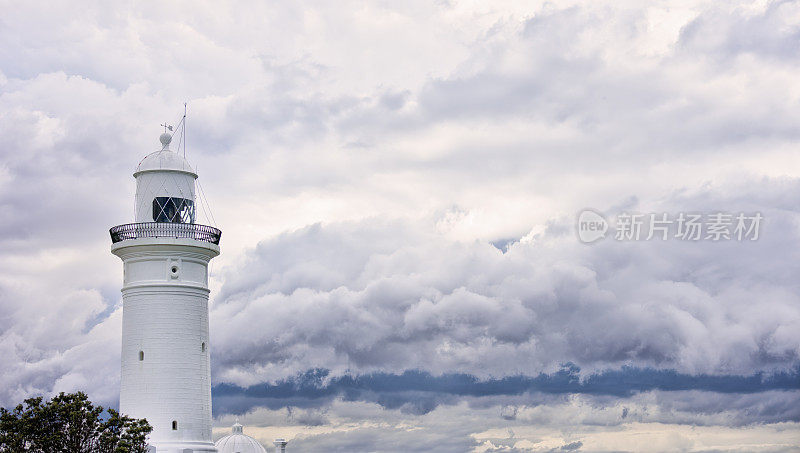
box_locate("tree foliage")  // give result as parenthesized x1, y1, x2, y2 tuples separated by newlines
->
(0, 392, 151, 453)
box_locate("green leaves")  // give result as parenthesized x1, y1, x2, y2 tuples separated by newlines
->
(97, 409, 152, 453)
(0, 392, 152, 453)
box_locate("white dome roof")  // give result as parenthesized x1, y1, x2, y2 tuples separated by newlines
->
(134, 134, 196, 177)
(215, 422, 268, 453)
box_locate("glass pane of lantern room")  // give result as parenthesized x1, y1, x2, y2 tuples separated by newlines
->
(178, 199, 195, 223)
(168, 198, 181, 221)
(153, 197, 169, 222)
(153, 197, 178, 222)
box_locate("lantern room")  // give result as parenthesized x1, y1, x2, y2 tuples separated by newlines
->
(133, 132, 198, 224)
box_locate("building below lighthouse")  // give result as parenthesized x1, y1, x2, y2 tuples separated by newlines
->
(110, 129, 221, 452)
(214, 421, 288, 453)
(215, 422, 265, 453)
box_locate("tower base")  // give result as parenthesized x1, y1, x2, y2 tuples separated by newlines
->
(148, 441, 217, 453)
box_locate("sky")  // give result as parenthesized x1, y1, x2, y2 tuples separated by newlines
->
(1, 0, 799, 451)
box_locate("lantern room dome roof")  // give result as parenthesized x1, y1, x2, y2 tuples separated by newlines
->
(134, 134, 196, 178)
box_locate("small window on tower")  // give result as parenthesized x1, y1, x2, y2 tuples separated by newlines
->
(201, 342, 206, 352)
(172, 420, 178, 430)
(139, 351, 144, 361)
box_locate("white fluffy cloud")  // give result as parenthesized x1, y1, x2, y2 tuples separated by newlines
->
(211, 178, 800, 385)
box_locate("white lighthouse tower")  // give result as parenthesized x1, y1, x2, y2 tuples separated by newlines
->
(110, 129, 221, 452)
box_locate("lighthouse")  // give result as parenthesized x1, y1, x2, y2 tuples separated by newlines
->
(110, 129, 221, 452)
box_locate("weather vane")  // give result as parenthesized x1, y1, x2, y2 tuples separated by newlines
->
(160, 122, 173, 133)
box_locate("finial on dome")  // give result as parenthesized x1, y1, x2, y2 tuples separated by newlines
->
(159, 122, 174, 149)
(232, 419, 243, 434)
(159, 132, 172, 149)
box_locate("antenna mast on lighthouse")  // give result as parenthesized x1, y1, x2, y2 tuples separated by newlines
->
(183, 103, 187, 158)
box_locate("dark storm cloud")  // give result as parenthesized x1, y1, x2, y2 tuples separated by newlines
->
(212, 366, 800, 418)
(559, 442, 583, 452)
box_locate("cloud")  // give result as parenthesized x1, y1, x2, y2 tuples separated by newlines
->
(211, 177, 800, 387)
(678, 1, 800, 61)
(215, 395, 800, 453)
(559, 441, 583, 452)
(212, 367, 800, 421)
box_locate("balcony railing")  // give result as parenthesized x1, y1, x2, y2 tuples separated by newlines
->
(110, 222, 222, 245)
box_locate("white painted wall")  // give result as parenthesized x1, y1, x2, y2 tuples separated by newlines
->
(113, 236, 219, 453)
